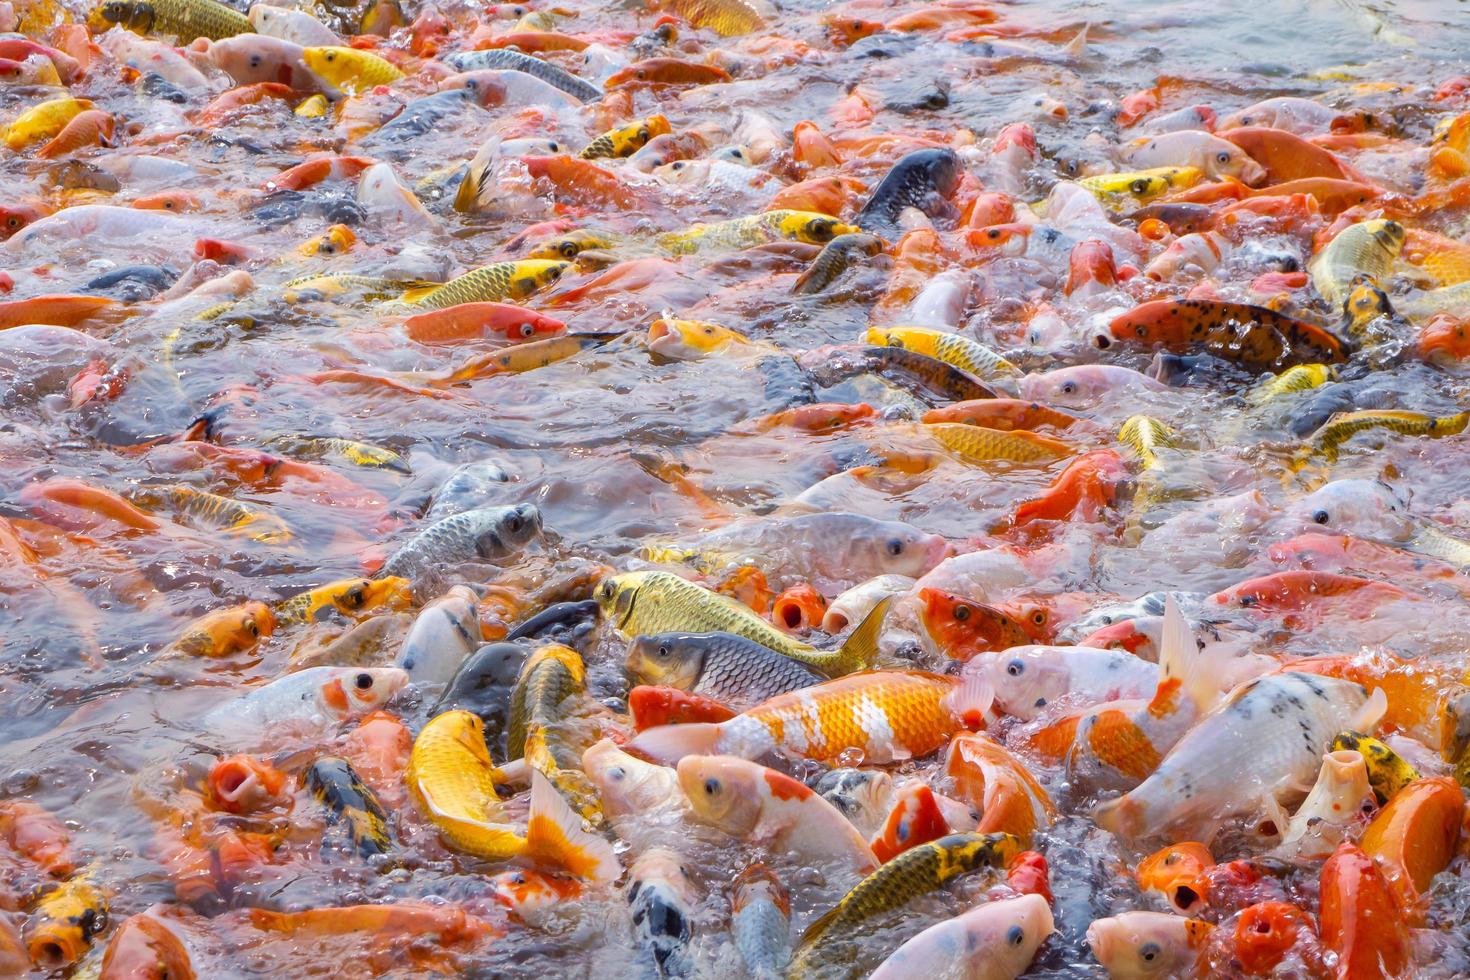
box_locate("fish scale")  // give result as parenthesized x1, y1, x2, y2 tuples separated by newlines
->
(442, 47, 603, 102)
(1309, 218, 1405, 311)
(789, 832, 1020, 979)
(1308, 409, 1469, 461)
(407, 261, 568, 309)
(97, 0, 252, 42)
(792, 233, 886, 295)
(626, 632, 824, 707)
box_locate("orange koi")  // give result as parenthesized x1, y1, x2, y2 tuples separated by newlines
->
(266, 156, 379, 192)
(1418, 313, 1470, 362)
(0, 801, 74, 877)
(1219, 127, 1358, 183)
(1249, 178, 1381, 216)
(1318, 842, 1410, 980)
(604, 58, 730, 88)
(195, 83, 298, 126)
(1211, 571, 1412, 629)
(1357, 777, 1463, 923)
(1117, 86, 1160, 127)
(98, 914, 196, 980)
(207, 755, 290, 814)
(166, 602, 274, 659)
(629, 685, 736, 731)
(35, 109, 114, 159)
(1006, 449, 1129, 529)
(342, 710, 412, 804)
(628, 669, 992, 765)
(1285, 651, 1454, 748)
(488, 869, 583, 918)
(919, 587, 1033, 660)
(478, 31, 589, 52)
(21, 477, 162, 531)
(521, 154, 638, 208)
(132, 191, 202, 212)
(1004, 850, 1053, 903)
(1136, 842, 1213, 915)
(886, 2, 996, 32)
(752, 402, 876, 432)
(772, 583, 826, 632)
(1066, 239, 1118, 295)
(792, 120, 842, 171)
(943, 733, 1054, 845)
(766, 176, 861, 215)
(870, 782, 951, 862)
(1231, 902, 1321, 977)
(1107, 299, 1350, 370)
(922, 399, 1078, 431)
(0, 294, 124, 331)
(249, 903, 499, 944)
(399, 302, 566, 345)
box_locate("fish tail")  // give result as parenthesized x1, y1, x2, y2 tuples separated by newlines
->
(833, 594, 893, 673)
(625, 721, 722, 764)
(1156, 595, 1223, 714)
(522, 769, 618, 883)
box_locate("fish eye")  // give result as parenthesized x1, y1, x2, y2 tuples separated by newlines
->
(325, 51, 336, 61)
(656, 644, 671, 658)
(1140, 942, 1160, 962)
(559, 241, 578, 256)
(547, 141, 560, 152)
(345, 587, 365, 606)
(1135, 325, 1147, 337)
(518, 323, 535, 337)
(1007, 925, 1025, 946)
(953, 603, 971, 621)
(703, 777, 720, 795)
(1006, 659, 1024, 676)
(1164, 851, 1181, 865)
(355, 672, 373, 689)
(986, 228, 1003, 240)
(1239, 593, 1258, 607)
(506, 514, 523, 532)
(1130, 179, 1148, 194)
(886, 538, 904, 556)
(1313, 509, 1330, 524)
(1031, 610, 1047, 625)
(1216, 151, 1231, 164)
(8, 216, 20, 228)
(249, 55, 261, 68)
(245, 619, 259, 637)
(1060, 381, 1077, 394)
(703, 326, 716, 335)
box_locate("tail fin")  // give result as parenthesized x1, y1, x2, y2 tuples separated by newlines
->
(1155, 596, 1225, 716)
(454, 136, 499, 214)
(834, 595, 893, 674)
(625, 722, 723, 765)
(523, 770, 619, 883)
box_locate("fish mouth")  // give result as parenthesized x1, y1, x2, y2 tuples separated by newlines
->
(923, 535, 953, 569)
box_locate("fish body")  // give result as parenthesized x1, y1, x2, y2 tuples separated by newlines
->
(1308, 218, 1405, 312)
(301, 46, 403, 94)
(166, 601, 275, 658)
(200, 666, 408, 737)
(647, 317, 752, 359)
(580, 114, 670, 158)
(1094, 672, 1384, 841)
(395, 586, 481, 685)
(1109, 299, 1349, 370)
(1077, 167, 1200, 208)
(276, 576, 412, 626)
(652, 0, 770, 35)
(376, 504, 542, 584)
(249, 3, 341, 45)
(423, 460, 514, 521)
(1249, 363, 1336, 402)
(597, 571, 885, 675)
(406, 710, 616, 878)
(800, 344, 1001, 402)
(1122, 130, 1267, 182)
(979, 646, 1160, 721)
(1307, 409, 1469, 461)
(657, 210, 855, 255)
(626, 668, 991, 765)
(305, 756, 392, 856)
(793, 233, 885, 295)
(789, 833, 1021, 979)
(97, 0, 250, 41)
(868, 893, 1054, 980)
(508, 644, 600, 822)
(866, 327, 1018, 377)
(678, 755, 878, 874)
(4, 97, 93, 151)
(625, 632, 823, 708)
(926, 423, 1073, 463)
(442, 48, 602, 102)
(731, 864, 790, 979)
(407, 261, 568, 309)
(627, 848, 698, 977)
(264, 435, 409, 473)
(854, 148, 963, 234)
(816, 768, 895, 839)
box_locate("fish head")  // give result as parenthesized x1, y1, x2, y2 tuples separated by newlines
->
(1136, 842, 1214, 915)
(676, 755, 764, 835)
(330, 667, 408, 717)
(489, 869, 582, 915)
(473, 503, 542, 556)
(980, 648, 1072, 721)
(24, 882, 105, 970)
(1085, 911, 1210, 980)
(625, 634, 704, 689)
(1212, 143, 1267, 185)
(732, 863, 789, 915)
(966, 894, 1055, 975)
(96, 914, 193, 980)
(919, 588, 1029, 660)
(1417, 313, 1470, 363)
(815, 768, 894, 834)
(594, 572, 645, 625)
(786, 212, 856, 244)
(646, 318, 746, 359)
(1287, 478, 1414, 541)
(581, 738, 678, 816)
(853, 525, 950, 580)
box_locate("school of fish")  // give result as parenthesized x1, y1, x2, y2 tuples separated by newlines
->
(4, 0, 1470, 975)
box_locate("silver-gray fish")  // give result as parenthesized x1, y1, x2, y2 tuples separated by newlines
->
(442, 48, 603, 103)
(394, 585, 481, 685)
(424, 459, 515, 521)
(732, 864, 790, 980)
(625, 632, 823, 709)
(376, 503, 542, 585)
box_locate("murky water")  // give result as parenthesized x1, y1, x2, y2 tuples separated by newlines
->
(4, 0, 1470, 974)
